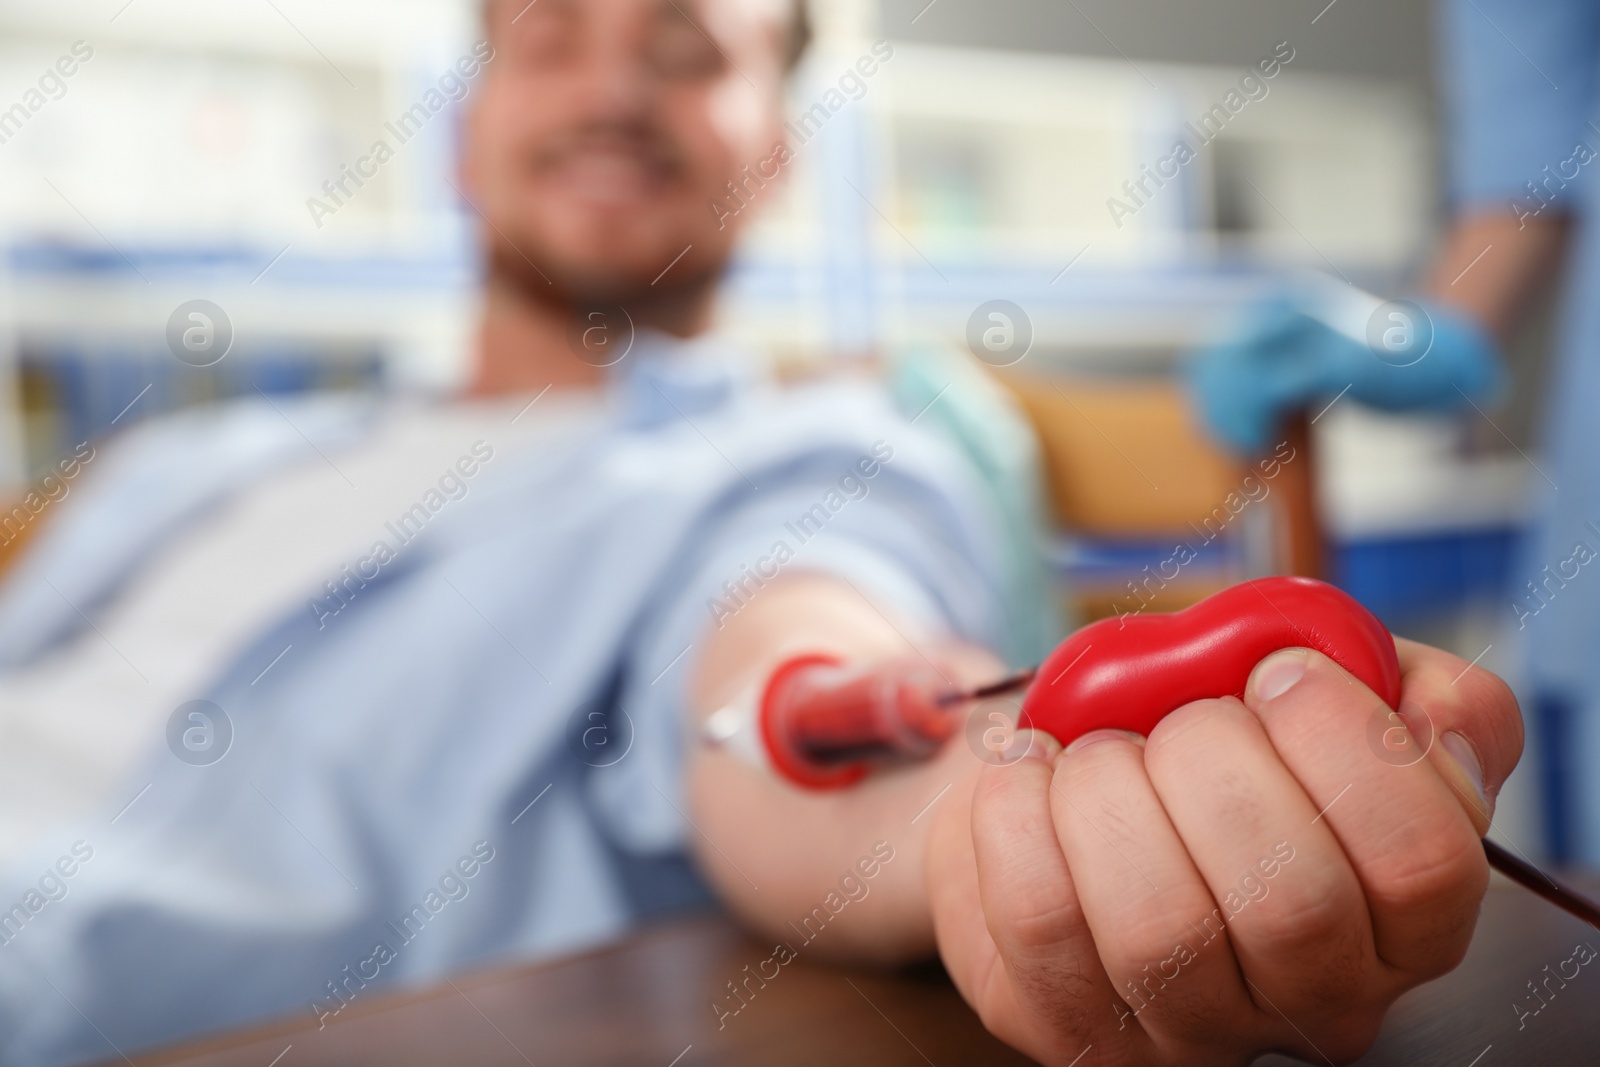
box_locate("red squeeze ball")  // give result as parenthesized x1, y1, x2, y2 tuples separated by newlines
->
(1019, 576, 1401, 747)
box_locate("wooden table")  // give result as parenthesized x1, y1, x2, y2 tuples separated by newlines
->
(125, 877, 1599, 1066)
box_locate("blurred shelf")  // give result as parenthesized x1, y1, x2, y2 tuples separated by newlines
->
(0, 0, 474, 69)
(2, 240, 476, 392)
(0, 12, 1468, 556)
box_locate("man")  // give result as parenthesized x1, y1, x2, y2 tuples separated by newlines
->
(0, 1, 1520, 1064)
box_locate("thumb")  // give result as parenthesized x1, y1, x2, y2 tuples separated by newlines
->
(1389, 636, 1524, 835)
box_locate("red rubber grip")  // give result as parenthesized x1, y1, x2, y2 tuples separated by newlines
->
(758, 655, 958, 789)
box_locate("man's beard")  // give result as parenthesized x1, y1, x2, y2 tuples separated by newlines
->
(485, 227, 725, 330)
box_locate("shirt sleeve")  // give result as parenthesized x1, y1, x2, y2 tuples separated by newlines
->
(586, 429, 1009, 855)
(1439, 0, 1600, 211)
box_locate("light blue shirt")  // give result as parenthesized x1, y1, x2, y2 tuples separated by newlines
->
(0, 333, 1012, 1064)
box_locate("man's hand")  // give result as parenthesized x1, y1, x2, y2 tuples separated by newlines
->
(926, 637, 1522, 1065)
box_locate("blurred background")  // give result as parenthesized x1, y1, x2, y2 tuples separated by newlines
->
(0, 0, 1544, 842)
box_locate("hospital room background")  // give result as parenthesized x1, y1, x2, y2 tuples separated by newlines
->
(0, 0, 1554, 866)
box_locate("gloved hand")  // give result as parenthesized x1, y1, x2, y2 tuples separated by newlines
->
(1187, 294, 1507, 455)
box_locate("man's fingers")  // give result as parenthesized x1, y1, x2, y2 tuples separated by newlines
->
(967, 731, 1141, 1063)
(1050, 728, 1257, 1054)
(1242, 647, 1491, 981)
(925, 771, 999, 1011)
(1143, 696, 1378, 1035)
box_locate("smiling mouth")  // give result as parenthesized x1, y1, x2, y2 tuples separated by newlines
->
(531, 136, 681, 202)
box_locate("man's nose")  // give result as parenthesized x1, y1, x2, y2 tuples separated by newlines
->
(576, 36, 654, 122)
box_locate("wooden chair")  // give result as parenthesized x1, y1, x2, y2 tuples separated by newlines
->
(996, 370, 1321, 623)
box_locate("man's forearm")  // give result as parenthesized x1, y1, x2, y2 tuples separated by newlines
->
(683, 573, 1002, 964)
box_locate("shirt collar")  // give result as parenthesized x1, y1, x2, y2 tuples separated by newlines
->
(608, 330, 768, 430)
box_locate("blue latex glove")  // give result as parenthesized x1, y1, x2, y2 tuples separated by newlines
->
(1187, 295, 1507, 455)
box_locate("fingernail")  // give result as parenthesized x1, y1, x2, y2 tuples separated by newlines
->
(1064, 728, 1145, 756)
(1000, 728, 1062, 765)
(1249, 648, 1308, 705)
(1441, 731, 1488, 809)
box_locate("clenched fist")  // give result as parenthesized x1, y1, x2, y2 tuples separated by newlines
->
(926, 638, 1522, 1065)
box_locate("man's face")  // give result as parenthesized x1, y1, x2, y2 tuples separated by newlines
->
(464, 0, 789, 303)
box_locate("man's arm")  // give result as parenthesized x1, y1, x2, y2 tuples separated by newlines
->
(682, 575, 1524, 1065)
(683, 572, 1001, 964)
